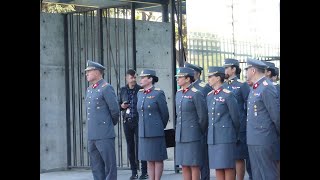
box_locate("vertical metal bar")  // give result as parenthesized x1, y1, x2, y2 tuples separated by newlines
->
(91, 11, 94, 60)
(170, 0, 177, 173)
(206, 39, 209, 80)
(162, 3, 169, 22)
(201, 39, 205, 80)
(98, 9, 104, 68)
(131, 3, 136, 70)
(76, 12, 84, 166)
(64, 14, 71, 168)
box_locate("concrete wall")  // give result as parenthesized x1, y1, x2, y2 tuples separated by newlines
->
(40, 13, 68, 172)
(40, 12, 174, 171)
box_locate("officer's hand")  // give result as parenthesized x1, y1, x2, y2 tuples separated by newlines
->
(121, 103, 129, 109)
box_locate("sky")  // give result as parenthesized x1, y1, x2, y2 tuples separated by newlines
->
(186, 0, 280, 45)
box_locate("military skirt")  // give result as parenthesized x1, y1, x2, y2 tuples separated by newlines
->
(138, 136, 168, 161)
(175, 140, 203, 166)
(234, 132, 249, 159)
(209, 143, 236, 169)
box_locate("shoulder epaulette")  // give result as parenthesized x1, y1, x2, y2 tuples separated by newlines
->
(237, 79, 245, 83)
(263, 80, 269, 86)
(154, 88, 161, 91)
(139, 89, 144, 92)
(101, 82, 109, 87)
(223, 89, 231, 93)
(199, 82, 206, 87)
(191, 87, 198, 92)
(207, 90, 214, 96)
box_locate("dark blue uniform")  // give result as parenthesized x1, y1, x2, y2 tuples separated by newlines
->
(185, 62, 211, 180)
(137, 86, 169, 161)
(207, 87, 240, 169)
(246, 59, 280, 180)
(175, 85, 208, 165)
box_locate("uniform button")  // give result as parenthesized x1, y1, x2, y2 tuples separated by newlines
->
(148, 105, 150, 108)
(179, 123, 181, 124)
(217, 113, 220, 115)
(88, 107, 90, 109)
(212, 123, 213, 125)
(248, 102, 250, 104)
(89, 97, 91, 98)
(143, 97, 145, 98)
(89, 102, 91, 104)
(88, 118, 90, 120)
(222, 125, 225, 127)
(88, 113, 90, 115)
(179, 106, 181, 108)
(97, 102, 99, 104)
(212, 107, 214, 109)
(97, 107, 100, 109)
(103, 122, 105, 124)
(96, 98, 98, 100)
(142, 114, 143, 116)
(212, 113, 214, 114)
(149, 113, 151, 116)
(248, 108, 249, 110)
(212, 118, 214, 120)
(247, 119, 248, 121)
(260, 126, 263, 128)
(213, 102, 215, 104)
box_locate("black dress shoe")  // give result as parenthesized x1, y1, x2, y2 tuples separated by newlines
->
(139, 174, 148, 179)
(130, 174, 138, 179)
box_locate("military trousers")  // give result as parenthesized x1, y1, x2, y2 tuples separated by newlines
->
(248, 145, 279, 180)
(88, 138, 117, 180)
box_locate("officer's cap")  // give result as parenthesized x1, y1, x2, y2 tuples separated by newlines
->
(245, 58, 267, 70)
(184, 62, 203, 73)
(84, 60, 105, 71)
(263, 61, 276, 70)
(224, 58, 239, 67)
(175, 67, 195, 77)
(139, 69, 157, 78)
(207, 66, 225, 77)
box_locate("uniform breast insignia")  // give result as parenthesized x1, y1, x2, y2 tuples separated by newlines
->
(214, 97, 225, 102)
(101, 82, 109, 87)
(223, 89, 231, 93)
(207, 90, 214, 96)
(191, 87, 198, 92)
(147, 96, 155, 99)
(231, 86, 240, 90)
(97, 89, 101, 92)
(154, 88, 161, 91)
(254, 93, 261, 96)
(199, 82, 206, 87)
(139, 89, 144, 92)
(263, 80, 268, 86)
(183, 95, 192, 99)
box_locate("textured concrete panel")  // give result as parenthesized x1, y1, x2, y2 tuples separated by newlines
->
(40, 13, 67, 172)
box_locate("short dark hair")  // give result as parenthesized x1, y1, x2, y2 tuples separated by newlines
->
(126, 69, 136, 76)
(214, 73, 225, 83)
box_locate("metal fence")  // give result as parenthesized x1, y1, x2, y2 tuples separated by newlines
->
(186, 33, 280, 81)
(65, 7, 133, 168)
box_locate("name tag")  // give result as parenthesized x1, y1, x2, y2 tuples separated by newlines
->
(147, 96, 155, 99)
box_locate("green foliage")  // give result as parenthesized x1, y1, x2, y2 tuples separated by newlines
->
(42, 3, 76, 13)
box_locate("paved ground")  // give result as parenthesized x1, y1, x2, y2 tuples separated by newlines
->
(40, 160, 251, 180)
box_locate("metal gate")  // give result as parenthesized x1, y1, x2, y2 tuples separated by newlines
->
(64, 6, 134, 168)
(186, 32, 280, 81)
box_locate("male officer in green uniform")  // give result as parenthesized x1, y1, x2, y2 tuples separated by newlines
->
(85, 60, 120, 180)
